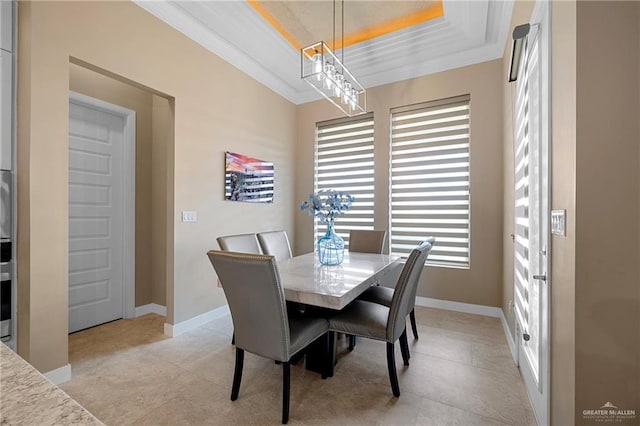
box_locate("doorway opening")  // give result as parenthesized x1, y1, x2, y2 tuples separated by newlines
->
(67, 61, 174, 340)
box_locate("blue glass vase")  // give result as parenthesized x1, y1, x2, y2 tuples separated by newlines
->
(317, 220, 344, 265)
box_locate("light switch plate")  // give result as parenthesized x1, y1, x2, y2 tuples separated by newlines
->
(551, 209, 566, 236)
(181, 211, 197, 223)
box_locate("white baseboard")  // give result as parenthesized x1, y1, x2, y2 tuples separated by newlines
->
(414, 296, 502, 318)
(135, 303, 167, 317)
(44, 363, 71, 385)
(164, 305, 230, 337)
(500, 310, 518, 363)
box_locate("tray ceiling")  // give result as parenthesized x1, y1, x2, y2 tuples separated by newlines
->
(134, 0, 514, 105)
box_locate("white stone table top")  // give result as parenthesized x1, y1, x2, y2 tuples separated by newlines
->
(0, 343, 103, 425)
(277, 252, 400, 310)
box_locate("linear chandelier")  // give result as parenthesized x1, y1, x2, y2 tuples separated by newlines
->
(300, 0, 366, 116)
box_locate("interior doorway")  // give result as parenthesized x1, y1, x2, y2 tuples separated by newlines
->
(67, 61, 174, 337)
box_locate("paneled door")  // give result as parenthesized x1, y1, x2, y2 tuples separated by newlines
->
(513, 2, 550, 424)
(68, 93, 135, 333)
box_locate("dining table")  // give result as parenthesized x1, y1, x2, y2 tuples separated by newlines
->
(275, 251, 402, 375)
(277, 251, 401, 309)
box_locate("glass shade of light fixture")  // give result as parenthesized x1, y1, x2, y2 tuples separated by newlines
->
(324, 63, 335, 91)
(342, 82, 351, 104)
(301, 41, 366, 117)
(312, 53, 323, 80)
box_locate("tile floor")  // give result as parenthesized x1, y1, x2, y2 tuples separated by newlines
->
(61, 307, 537, 425)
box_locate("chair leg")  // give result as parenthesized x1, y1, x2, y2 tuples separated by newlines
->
(231, 331, 235, 345)
(348, 335, 357, 351)
(386, 342, 400, 397)
(410, 309, 419, 340)
(231, 348, 244, 401)
(282, 362, 291, 424)
(399, 328, 410, 366)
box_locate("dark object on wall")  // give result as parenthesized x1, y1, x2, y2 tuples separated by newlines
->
(508, 23, 531, 82)
(225, 151, 274, 203)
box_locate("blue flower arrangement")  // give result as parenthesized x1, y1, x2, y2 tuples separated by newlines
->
(300, 190, 355, 223)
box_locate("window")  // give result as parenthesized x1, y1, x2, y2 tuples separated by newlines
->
(315, 113, 375, 246)
(389, 95, 471, 268)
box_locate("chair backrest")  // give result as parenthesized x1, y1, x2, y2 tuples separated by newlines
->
(257, 231, 293, 262)
(405, 237, 435, 310)
(207, 250, 290, 361)
(217, 233, 263, 254)
(348, 230, 387, 254)
(386, 240, 433, 342)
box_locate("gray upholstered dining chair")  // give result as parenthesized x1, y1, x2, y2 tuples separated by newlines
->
(345, 229, 387, 349)
(348, 229, 387, 254)
(207, 250, 330, 424)
(327, 240, 433, 397)
(217, 233, 263, 254)
(257, 230, 293, 262)
(358, 236, 436, 340)
(216, 233, 263, 345)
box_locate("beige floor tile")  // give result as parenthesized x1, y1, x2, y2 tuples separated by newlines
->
(293, 371, 423, 425)
(407, 325, 474, 365)
(417, 397, 511, 425)
(128, 377, 232, 426)
(143, 326, 231, 367)
(471, 341, 520, 378)
(62, 307, 535, 426)
(62, 347, 205, 425)
(400, 352, 534, 425)
(413, 308, 507, 345)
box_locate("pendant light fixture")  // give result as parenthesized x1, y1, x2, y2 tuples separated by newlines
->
(301, 0, 366, 116)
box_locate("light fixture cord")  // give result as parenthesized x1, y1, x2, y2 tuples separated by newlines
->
(332, 0, 336, 52)
(341, 0, 344, 64)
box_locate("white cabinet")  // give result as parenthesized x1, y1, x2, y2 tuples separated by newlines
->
(0, 1, 13, 53)
(0, 50, 10, 171)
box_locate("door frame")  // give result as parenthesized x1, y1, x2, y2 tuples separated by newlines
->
(68, 91, 136, 320)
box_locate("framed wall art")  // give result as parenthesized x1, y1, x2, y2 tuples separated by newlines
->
(225, 151, 274, 203)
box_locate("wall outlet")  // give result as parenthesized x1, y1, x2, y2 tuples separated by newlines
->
(508, 300, 515, 312)
(181, 211, 197, 223)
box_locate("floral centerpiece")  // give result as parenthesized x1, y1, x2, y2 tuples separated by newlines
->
(300, 190, 354, 265)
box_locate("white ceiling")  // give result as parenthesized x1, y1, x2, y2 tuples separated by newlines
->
(134, 0, 514, 105)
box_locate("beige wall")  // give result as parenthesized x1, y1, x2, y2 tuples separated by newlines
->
(574, 0, 639, 419)
(151, 96, 173, 307)
(501, 0, 535, 343)
(17, 1, 296, 373)
(547, 1, 640, 424)
(550, 1, 578, 423)
(296, 60, 504, 307)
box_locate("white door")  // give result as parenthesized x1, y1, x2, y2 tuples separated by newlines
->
(513, 3, 549, 424)
(68, 95, 133, 333)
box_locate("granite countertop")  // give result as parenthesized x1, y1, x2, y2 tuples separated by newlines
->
(0, 343, 103, 425)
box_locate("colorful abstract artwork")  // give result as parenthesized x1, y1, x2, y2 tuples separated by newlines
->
(225, 151, 274, 203)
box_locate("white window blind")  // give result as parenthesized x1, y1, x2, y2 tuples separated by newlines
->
(315, 113, 375, 246)
(389, 95, 471, 268)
